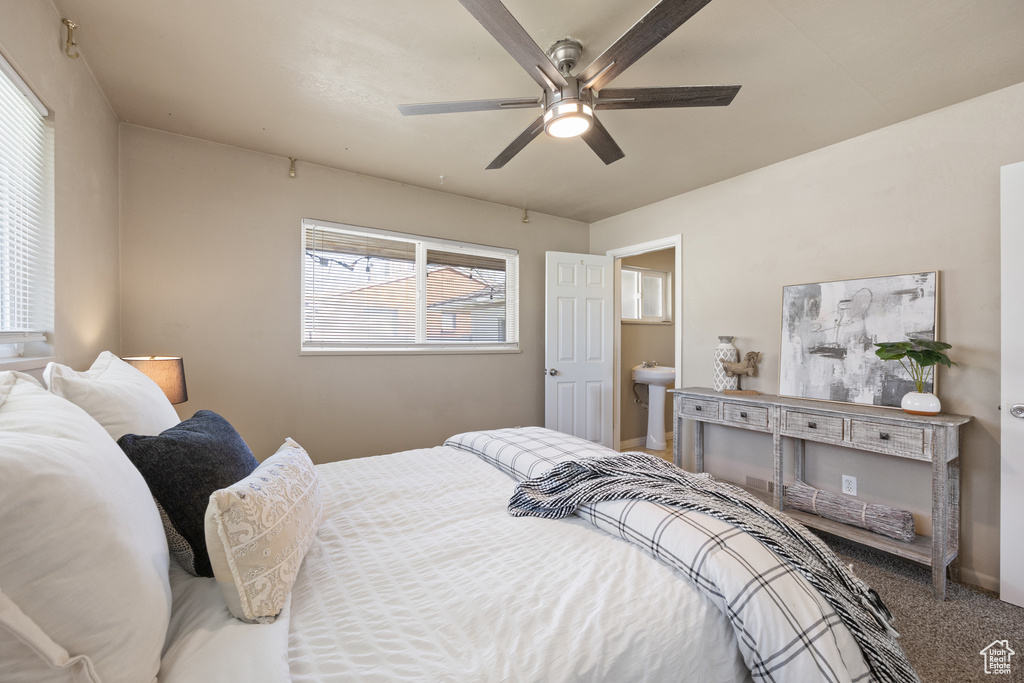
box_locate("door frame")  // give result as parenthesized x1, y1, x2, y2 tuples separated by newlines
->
(1000, 160, 1024, 607)
(606, 235, 683, 451)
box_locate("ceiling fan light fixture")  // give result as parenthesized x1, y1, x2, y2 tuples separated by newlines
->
(544, 99, 593, 138)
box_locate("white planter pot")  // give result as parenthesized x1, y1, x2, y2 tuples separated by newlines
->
(901, 391, 941, 416)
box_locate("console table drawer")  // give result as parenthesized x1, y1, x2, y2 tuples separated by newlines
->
(723, 403, 769, 431)
(678, 398, 720, 420)
(849, 420, 927, 458)
(782, 410, 844, 441)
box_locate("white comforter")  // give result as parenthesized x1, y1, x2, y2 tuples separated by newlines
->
(286, 445, 752, 682)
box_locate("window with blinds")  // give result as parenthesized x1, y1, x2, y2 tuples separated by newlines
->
(301, 219, 519, 353)
(0, 54, 53, 356)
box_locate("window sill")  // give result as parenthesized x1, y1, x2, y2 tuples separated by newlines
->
(622, 320, 673, 326)
(0, 355, 58, 372)
(300, 346, 521, 356)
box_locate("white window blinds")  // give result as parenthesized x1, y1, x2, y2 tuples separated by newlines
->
(0, 54, 53, 346)
(302, 219, 519, 353)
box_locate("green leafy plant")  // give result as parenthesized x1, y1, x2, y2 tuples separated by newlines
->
(873, 339, 957, 393)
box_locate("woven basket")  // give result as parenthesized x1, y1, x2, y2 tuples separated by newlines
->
(786, 480, 916, 542)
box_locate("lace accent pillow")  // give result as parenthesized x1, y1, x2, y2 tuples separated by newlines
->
(205, 439, 322, 623)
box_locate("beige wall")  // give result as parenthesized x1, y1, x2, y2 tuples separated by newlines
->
(592, 81, 1024, 591)
(620, 249, 675, 445)
(0, 1, 121, 369)
(119, 125, 589, 462)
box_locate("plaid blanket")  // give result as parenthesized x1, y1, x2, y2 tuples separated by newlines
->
(445, 427, 918, 683)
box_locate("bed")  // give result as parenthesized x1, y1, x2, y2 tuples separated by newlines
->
(0, 354, 917, 683)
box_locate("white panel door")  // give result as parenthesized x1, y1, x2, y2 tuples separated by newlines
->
(545, 252, 614, 448)
(1001, 161, 1024, 607)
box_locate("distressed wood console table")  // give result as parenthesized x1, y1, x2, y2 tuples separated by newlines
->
(671, 387, 972, 599)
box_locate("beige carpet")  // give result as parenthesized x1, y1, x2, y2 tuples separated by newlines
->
(824, 534, 1024, 682)
(629, 444, 1022, 680)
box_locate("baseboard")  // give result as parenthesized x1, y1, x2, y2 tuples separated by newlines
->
(619, 436, 673, 451)
(958, 567, 999, 594)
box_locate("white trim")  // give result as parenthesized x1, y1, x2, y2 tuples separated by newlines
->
(0, 332, 47, 343)
(606, 235, 683, 455)
(0, 355, 57, 372)
(301, 218, 518, 258)
(619, 435, 674, 451)
(300, 346, 521, 356)
(0, 51, 48, 117)
(605, 234, 683, 386)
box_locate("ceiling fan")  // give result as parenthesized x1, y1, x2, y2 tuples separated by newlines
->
(398, 0, 740, 169)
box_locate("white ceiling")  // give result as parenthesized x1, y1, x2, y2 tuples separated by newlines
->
(51, 0, 1024, 223)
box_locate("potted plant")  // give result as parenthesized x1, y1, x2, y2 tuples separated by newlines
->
(873, 339, 957, 415)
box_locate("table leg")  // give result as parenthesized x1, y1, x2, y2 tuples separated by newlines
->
(695, 421, 705, 473)
(931, 428, 949, 600)
(794, 439, 805, 483)
(673, 414, 683, 468)
(947, 433, 962, 584)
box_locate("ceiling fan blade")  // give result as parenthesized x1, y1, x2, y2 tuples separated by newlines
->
(486, 115, 544, 169)
(399, 97, 540, 116)
(581, 117, 625, 165)
(595, 85, 740, 110)
(578, 0, 714, 92)
(458, 0, 568, 91)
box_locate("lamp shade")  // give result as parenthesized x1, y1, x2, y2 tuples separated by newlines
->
(122, 356, 188, 404)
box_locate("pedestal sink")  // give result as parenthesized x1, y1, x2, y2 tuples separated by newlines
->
(632, 365, 676, 450)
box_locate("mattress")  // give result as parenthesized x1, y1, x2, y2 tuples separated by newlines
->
(286, 445, 753, 682)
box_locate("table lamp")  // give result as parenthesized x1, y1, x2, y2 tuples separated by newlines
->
(122, 356, 188, 404)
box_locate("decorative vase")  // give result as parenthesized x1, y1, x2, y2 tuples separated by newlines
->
(713, 336, 739, 392)
(901, 391, 941, 416)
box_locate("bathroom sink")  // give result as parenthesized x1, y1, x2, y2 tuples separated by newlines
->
(632, 365, 676, 450)
(632, 365, 676, 386)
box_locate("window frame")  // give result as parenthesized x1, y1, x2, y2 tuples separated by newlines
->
(0, 51, 54, 363)
(300, 218, 520, 355)
(620, 266, 672, 324)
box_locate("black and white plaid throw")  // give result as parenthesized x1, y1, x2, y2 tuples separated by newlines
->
(446, 427, 919, 683)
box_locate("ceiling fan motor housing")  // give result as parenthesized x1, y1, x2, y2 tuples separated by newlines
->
(548, 39, 583, 75)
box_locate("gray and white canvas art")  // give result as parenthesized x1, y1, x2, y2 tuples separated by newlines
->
(779, 272, 937, 407)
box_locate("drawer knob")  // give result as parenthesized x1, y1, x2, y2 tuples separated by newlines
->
(695, 406, 702, 411)
(879, 432, 890, 441)
(740, 411, 748, 418)
(807, 421, 817, 429)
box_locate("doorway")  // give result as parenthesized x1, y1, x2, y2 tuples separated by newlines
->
(607, 236, 682, 454)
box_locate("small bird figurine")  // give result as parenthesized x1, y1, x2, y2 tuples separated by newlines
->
(721, 351, 762, 378)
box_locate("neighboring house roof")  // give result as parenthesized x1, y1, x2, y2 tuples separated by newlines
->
(321, 266, 497, 307)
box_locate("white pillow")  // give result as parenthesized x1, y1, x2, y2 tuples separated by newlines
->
(0, 590, 100, 683)
(159, 562, 292, 683)
(0, 372, 171, 683)
(205, 439, 322, 623)
(43, 351, 180, 440)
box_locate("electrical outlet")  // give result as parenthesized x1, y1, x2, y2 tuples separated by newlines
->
(841, 475, 857, 496)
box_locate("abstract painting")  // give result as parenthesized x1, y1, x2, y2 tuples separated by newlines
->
(779, 272, 938, 407)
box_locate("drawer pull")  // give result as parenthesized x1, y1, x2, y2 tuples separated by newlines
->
(695, 406, 702, 412)
(740, 411, 748, 418)
(879, 432, 890, 441)
(807, 421, 817, 429)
